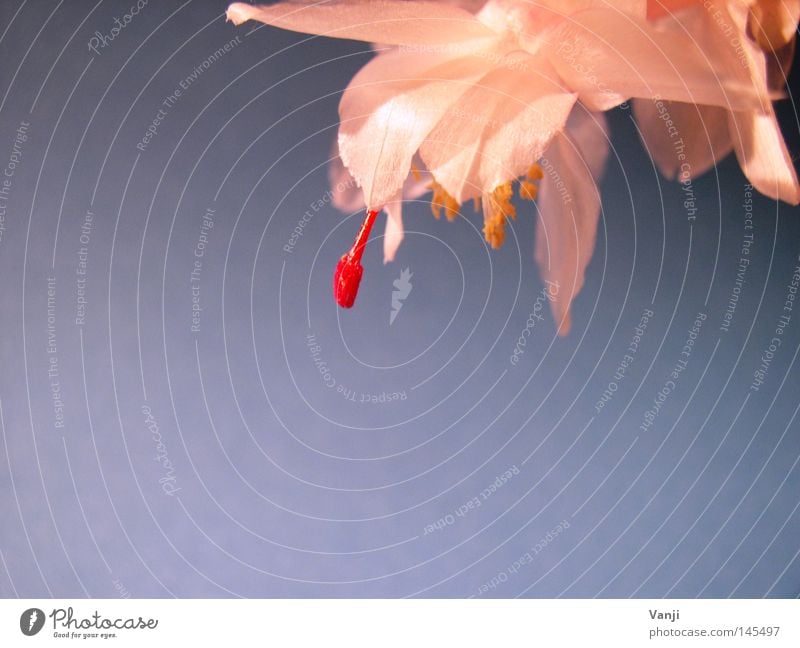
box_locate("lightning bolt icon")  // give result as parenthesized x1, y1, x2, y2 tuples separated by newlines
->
(28, 610, 37, 631)
(390, 268, 413, 325)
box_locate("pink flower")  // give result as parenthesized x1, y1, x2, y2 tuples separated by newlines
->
(227, 0, 767, 331)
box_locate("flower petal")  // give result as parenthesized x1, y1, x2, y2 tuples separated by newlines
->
(748, 0, 800, 50)
(330, 148, 432, 213)
(337, 44, 499, 209)
(226, 1, 494, 45)
(728, 107, 800, 204)
(564, 101, 611, 178)
(478, 0, 646, 37)
(535, 109, 609, 335)
(382, 163, 432, 263)
(383, 195, 405, 263)
(419, 54, 577, 201)
(632, 98, 733, 180)
(651, 1, 779, 103)
(547, 7, 766, 112)
(765, 39, 795, 92)
(329, 149, 365, 213)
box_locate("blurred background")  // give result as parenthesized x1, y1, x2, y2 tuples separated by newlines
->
(0, 0, 798, 598)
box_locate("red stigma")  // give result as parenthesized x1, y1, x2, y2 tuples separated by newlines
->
(333, 209, 379, 308)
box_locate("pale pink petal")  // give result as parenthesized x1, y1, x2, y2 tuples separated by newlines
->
(329, 149, 431, 213)
(419, 54, 576, 201)
(653, 1, 777, 104)
(748, 0, 800, 49)
(338, 44, 499, 209)
(383, 196, 405, 263)
(382, 163, 434, 263)
(478, 0, 646, 38)
(728, 108, 800, 204)
(226, 1, 494, 45)
(632, 98, 733, 179)
(780, 0, 800, 43)
(564, 101, 611, 178)
(329, 149, 365, 213)
(644, 0, 798, 201)
(535, 109, 609, 336)
(547, 8, 766, 112)
(765, 39, 795, 92)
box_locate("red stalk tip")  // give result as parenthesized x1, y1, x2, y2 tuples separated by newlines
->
(333, 210, 378, 308)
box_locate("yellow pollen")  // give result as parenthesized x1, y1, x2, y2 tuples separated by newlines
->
(519, 179, 538, 201)
(526, 163, 544, 181)
(429, 179, 460, 221)
(482, 182, 516, 249)
(410, 162, 423, 182)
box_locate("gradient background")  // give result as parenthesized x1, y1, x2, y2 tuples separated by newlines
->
(0, 0, 799, 598)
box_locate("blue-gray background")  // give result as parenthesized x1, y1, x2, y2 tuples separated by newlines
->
(0, 0, 799, 598)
